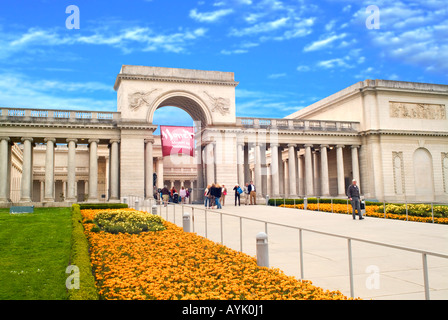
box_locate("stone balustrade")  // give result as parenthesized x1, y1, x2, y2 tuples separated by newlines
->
(0, 107, 119, 123)
(236, 117, 359, 132)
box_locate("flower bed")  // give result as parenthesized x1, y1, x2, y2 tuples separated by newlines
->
(81, 209, 353, 300)
(279, 203, 448, 224)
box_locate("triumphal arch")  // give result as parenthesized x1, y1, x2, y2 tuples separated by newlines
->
(0, 65, 447, 206)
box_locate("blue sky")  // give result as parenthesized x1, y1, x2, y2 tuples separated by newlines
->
(0, 0, 446, 129)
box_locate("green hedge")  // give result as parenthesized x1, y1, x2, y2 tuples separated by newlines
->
(268, 198, 380, 206)
(68, 204, 98, 300)
(79, 203, 128, 210)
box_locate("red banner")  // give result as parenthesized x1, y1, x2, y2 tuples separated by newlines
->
(160, 125, 194, 157)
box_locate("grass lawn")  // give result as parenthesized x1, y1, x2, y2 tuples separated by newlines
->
(0, 207, 72, 300)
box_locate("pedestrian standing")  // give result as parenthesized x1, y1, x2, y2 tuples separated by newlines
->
(161, 185, 170, 207)
(209, 184, 216, 209)
(244, 183, 250, 205)
(221, 185, 227, 206)
(179, 186, 187, 204)
(248, 180, 256, 205)
(233, 184, 242, 206)
(215, 183, 222, 209)
(204, 185, 210, 208)
(347, 179, 363, 220)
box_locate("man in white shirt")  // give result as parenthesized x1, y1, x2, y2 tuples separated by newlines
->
(248, 180, 256, 205)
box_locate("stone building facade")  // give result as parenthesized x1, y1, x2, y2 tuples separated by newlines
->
(0, 66, 446, 206)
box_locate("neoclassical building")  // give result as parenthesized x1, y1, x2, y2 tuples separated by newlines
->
(0, 65, 447, 206)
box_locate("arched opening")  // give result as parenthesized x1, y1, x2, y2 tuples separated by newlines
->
(413, 148, 434, 201)
(150, 92, 209, 204)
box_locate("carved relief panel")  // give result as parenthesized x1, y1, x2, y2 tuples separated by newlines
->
(389, 102, 446, 120)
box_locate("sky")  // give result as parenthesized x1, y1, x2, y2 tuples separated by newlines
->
(0, 0, 446, 130)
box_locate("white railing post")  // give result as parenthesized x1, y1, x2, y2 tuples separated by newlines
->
(256, 232, 269, 267)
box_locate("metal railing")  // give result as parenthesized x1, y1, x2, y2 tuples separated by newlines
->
(267, 195, 448, 224)
(123, 196, 448, 300)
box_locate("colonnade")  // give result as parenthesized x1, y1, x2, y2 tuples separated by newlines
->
(201, 140, 361, 199)
(0, 137, 121, 203)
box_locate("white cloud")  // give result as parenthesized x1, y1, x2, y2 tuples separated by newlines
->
(230, 17, 290, 37)
(189, 8, 234, 23)
(303, 33, 347, 52)
(0, 73, 114, 111)
(1, 25, 208, 59)
(316, 58, 351, 69)
(267, 73, 287, 79)
(296, 65, 310, 72)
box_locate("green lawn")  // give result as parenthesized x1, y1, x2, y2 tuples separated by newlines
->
(0, 207, 72, 300)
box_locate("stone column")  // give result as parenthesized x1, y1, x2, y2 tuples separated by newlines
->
(288, 143, 297, 197)
(304, 144, 314, 197)
(320, 145, 330, 197)
(351, 145, 361, 193)
(336, 144, 345, 197)
(144, 139, 153, 200)
(20, 137, 33, 202)
(88, 139, 99, 202)
(0, 137, 11, 202)
(237, 142, 245, 187)
(205, 142, 215, 185)
(243, 143, 250, 185)
(254, 143, 262, 195)
(43, 138, 56, 202)
(270, 143, 280, 197)
(156, 157, 164, 188)
(278, 146, 284, 196)
(110, 139, 120, 200)
(66, 138, 77, 202)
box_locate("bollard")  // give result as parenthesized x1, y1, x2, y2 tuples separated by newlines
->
(256, 232, 269, 267)
(135, 199, 139, 211)
(303, 197, 308, 210)
(265, 195, 269, 206)
(151, 205, 158, 215)
(123, 197, 128, 205)
(183, 212, 191, 233)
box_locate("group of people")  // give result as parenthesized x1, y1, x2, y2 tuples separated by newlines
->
(203, 180, 257, 207)
(203, 183, 228, 209)
(159, 185, 190, 207)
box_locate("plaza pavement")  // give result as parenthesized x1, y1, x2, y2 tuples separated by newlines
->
(140, 201, 448, 300)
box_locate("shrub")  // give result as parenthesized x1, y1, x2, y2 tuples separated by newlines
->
(79, 203, 128, 210)
(93, 209, 166, 234)
(69, 204, 99, 300)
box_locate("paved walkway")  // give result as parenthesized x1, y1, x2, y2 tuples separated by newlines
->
(140, 202, 448, 300)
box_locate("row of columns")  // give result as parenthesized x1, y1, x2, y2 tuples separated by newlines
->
(237, 143, 360, 198)
(0, 137, 121, 203)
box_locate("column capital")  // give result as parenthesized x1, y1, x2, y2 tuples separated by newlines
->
(66, 138, 78, 144)
(44, 137, 56, 143)
(304, 143, 313, 148)
(144, 138, 153, 144)
(287, 143, 297, 148)
(110, 138, 121, 144)
(270, 142, 279, 147)
(336, 144, 345, 149)
(351, 144, 360, 149)
(320, 144, 330, 148)
(88, 139, 99, 145)
(21, 137, 33, 143)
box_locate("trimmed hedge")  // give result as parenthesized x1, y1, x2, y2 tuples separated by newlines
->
(268, 198, 380, 206)
(79, 203, 128, 210)
(68, 204, 99, 300)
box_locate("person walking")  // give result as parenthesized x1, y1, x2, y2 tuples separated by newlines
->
(179, 186, 187, 204)
(244, 182, 250, 205)
(209, 184, 216, 209)
(221, 185, 227, 206)
(248, 180, 256, 205)
(161, 185, 170, 207)
(347, 179, 363, 220)
(233, 184, 242, 206)
(204, 185, 211, 208)
(214, 183, 222, 209)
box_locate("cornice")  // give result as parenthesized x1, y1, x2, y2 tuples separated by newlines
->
(114, 74, 239, 90)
